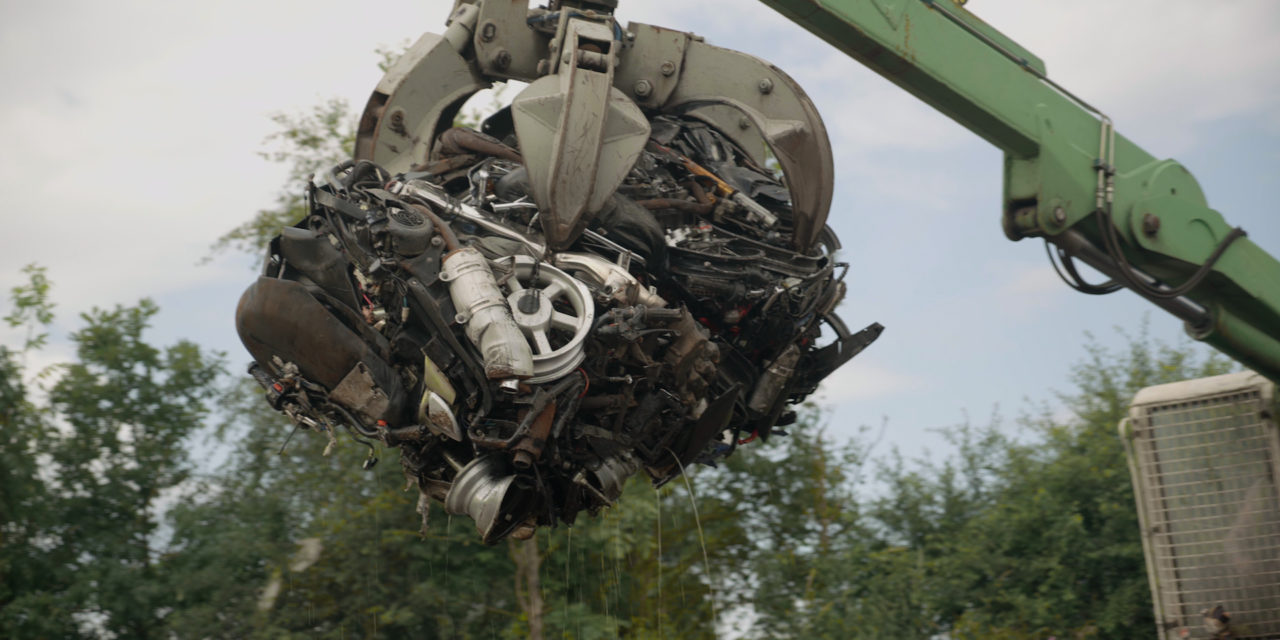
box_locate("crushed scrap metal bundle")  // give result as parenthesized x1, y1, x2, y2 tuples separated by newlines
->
(235, 2, 882, 543)
(237, 115, 879, 544)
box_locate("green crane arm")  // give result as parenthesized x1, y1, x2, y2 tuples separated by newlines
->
(758, 0, 1280, 381)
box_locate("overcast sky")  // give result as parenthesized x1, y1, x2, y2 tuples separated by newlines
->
(2, 0, 1277, 463)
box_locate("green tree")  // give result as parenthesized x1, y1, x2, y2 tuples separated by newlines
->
(162, 376, 531, 639)
(0, 269, 225, 638)
(854, 328, 1235, 640)
(45, 302, 224, 638)
(163, 375, 754, 639)
(699, 418, 881, 639)
(1, 265, 76, 637)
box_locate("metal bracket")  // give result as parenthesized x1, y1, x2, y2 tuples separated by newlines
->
(511, 17, 650, 249)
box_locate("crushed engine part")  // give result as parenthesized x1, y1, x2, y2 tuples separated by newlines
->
(236, 3, 881, 543)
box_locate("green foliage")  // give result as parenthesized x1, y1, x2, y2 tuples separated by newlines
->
(0, 301, 60, 635)
(45, 303, 224, 638)
(374, 41, 411, 73)
(160, 379, 739, 638)
(846, 328, 1235, 640)
(0, 267, 78, 638)
(160, 376, 529, 638)
(618, 325, 1233, 640)
(0, 270, 225, 639)
(4, 263, 55, 352)
(529, 472, 736, 640)
(699, 416, 878, 639)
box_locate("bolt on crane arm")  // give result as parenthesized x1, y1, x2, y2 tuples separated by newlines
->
(759, 0, 1280, 381)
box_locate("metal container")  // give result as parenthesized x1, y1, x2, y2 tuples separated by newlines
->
(1122, 372, 1280, 639)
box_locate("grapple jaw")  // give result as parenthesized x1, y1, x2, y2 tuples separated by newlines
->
(354, 0, 833, 252)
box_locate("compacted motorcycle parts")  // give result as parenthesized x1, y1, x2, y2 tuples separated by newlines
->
(236, 1, 881, 543)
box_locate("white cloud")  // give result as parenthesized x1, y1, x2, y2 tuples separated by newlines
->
(971, 0, 1280, 155)
(0, 0, 450, 319)
(992, 263, 1072, 319)
(1000, 264, 1064, 298)
(815, 358, 923, 406)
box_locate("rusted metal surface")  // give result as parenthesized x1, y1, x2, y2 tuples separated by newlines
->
(437, 126, 523, 163)
(634, 198, 713, 214)
(511, 399, 556, 469)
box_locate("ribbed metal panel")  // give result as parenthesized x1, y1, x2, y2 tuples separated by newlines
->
(1123, 372, 1280, 639)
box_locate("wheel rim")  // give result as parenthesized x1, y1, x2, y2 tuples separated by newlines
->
(495, 256, 595, 384)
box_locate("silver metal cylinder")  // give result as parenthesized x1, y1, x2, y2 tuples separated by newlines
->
(441, 247, 534, 380)
(442, 4, 480, 53)
(1054, 230, 1208, 327)
(748, 344, 801, 414)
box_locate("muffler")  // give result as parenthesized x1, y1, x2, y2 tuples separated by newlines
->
(440, 247, 534, 383)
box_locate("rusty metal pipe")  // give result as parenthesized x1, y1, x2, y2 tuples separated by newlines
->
(636, 198, 714, 215)
(407, 203, 460, 252)
(684, 180, 714, 205)
(649, 141, 778, 226)
(512, 399, 557, 469)
(437, 127, 523, 163)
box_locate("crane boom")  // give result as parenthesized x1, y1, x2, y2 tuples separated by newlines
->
(759, 0, 1280, 381)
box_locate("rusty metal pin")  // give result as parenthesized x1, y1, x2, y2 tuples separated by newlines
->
(493, 49, 512, 71)
(1142, 213, 1161, 237)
